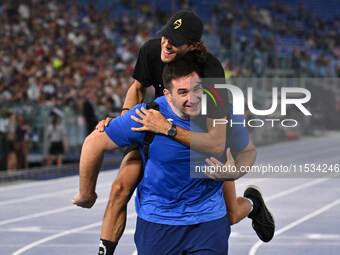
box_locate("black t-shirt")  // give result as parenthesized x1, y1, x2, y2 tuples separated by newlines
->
(133, 39, 165, 98)
(132, 38, 229, 119)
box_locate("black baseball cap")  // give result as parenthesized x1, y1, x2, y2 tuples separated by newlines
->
(157, 10, 203, 46)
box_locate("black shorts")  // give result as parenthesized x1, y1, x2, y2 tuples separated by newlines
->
(7, 140, 15, 153)
(123, 143, 139, 157)
(49, 142, 64, 154)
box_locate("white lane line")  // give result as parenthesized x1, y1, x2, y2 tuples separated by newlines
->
(0, 198, 108, 226)
(239, 178, 328, 205)
(1, 186, 133, 228)
(0, 168, 119, 192)
(1, 227, 136, 236)
(249, 198, 340, 255)
(2, 176, 325, 232)
(0, 183, 112, 206)
(0, 181, 41, 191)
(2, 226, 42, 232)
(11, 221, 102, 255)
(0, 175, 81, 192)
(265, 178, 328, 202)
(306, 233, 340, 240)
(11, 212, 137, 255)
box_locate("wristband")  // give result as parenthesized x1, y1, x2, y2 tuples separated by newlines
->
(121, 108, 130, 112)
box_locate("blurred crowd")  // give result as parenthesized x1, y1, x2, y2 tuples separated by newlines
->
(0, 0, 153, 112)
(0, 0, 339, 169)
(209, 0, 340, 77)
(3, 112, 30, 170)
(1, 0, 339, 108)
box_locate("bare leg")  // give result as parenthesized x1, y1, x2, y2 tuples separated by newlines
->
(223, 181, 252, 225)
(57, 154, 63, 166)
(46, 154, 53, 166)
(7, 152, 17, 170)
(100, 149, 143, 242)
(23, 144, 28, 168)
(15, 146, 24, 169)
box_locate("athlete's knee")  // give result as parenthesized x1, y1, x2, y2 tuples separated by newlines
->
(110, 179, 134, 203)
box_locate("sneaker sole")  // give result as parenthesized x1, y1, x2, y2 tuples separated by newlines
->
(244, 185, 275, 242)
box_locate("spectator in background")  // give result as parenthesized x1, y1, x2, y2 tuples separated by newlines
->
(5, 112, 18, 170)
(292, 47, 301, 71)
(336, 63, 340, 78)
(46, 113, 68, 166)
(252, 52, 264, 77)
(316, 53, 330, 67)
(224, 60, 233, 80)
(82, 92, 98, 136)
(15, 114, 29, 169)
(1, 0, 340, 114)
(105, 97, 120, 118)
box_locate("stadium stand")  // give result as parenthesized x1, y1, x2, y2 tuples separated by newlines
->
(0, 0, 339, 171)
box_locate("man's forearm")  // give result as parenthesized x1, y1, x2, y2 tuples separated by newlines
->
(131, 107, 226, 155)
(234, 141, 257, 174)
(176, 116, 226, 155)
(174, 126, 225, 155)
(155, 117, 226, 155)
(191, 128, 226, 155)
(223, 151, 256, 181)
(122, 81, 146, 112)
(154, 122, 225, 155)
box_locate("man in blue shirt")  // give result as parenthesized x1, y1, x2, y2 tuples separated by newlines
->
(75, 10, 273, 254)
(73, 58, 257, 254)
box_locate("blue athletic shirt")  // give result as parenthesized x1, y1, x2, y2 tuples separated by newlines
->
(227, 104, 250, 152)
(105, 96, 249, 225)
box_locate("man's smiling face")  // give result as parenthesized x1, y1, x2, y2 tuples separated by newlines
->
(160, 36, 191, 63)
(164, 72, 202, 119)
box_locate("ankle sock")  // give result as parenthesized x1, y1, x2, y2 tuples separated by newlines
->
(246, 196, 260, 218)
(98, 239, 117, 255)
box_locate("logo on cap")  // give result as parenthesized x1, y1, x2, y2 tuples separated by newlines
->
(173, 19, 182, 29)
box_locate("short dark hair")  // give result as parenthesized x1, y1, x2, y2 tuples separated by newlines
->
(162, 54, 201, 92)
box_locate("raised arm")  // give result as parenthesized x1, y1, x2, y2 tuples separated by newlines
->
(167, 117, 226, 155)
(95, 80, 146, 131)
(131, 108, 226, 155)
(71, 130, 119, 208)
(121, 80, 146, 114)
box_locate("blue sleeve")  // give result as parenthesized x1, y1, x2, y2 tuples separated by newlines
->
(227, 114, 250, 153)
(104, 104, 146, 147)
